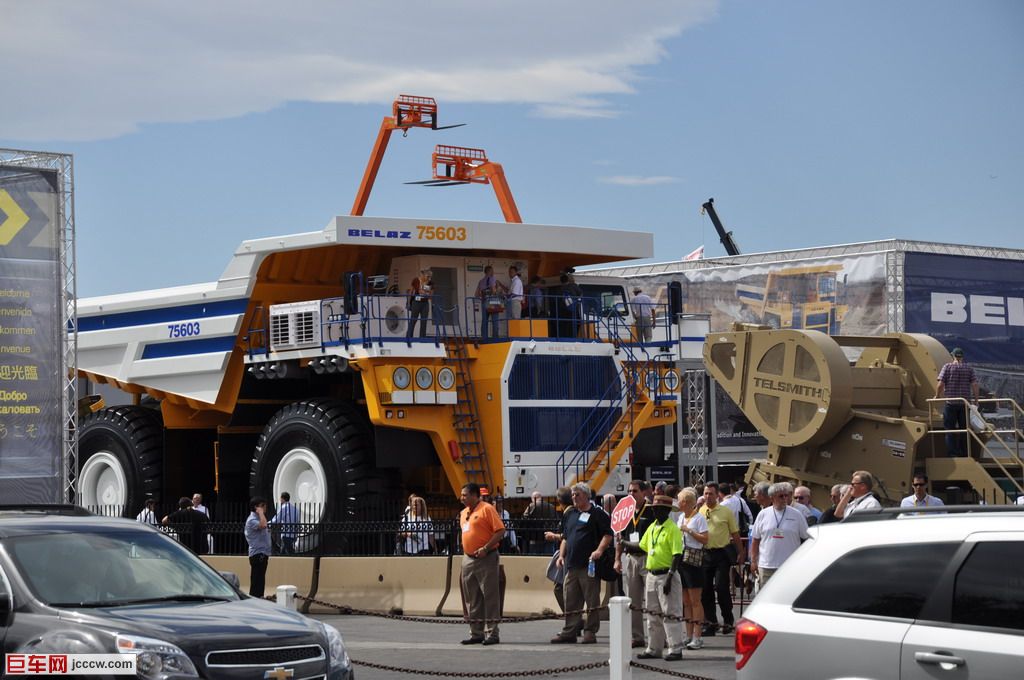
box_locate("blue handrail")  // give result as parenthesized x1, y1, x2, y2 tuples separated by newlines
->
(555, 310, 650, 486)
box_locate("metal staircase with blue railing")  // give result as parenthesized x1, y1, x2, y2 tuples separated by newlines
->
(556, 312, 670, 492)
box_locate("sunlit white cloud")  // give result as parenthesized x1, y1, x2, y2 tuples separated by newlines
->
(0, 0, 717, 141)
(599, 175, 681, 186)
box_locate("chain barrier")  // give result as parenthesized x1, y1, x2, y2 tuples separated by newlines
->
(285, 594, 723, 679)
(351, 658, 609, 677)
(629, 660, 719, 680)
(626, 602, 700, 622)
(295, 593, 604, 624)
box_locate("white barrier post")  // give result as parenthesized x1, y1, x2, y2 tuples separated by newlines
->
(277, 585, 297, 610)
(609, 595, 632, 680)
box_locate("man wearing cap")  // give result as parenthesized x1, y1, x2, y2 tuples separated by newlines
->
(630, 287, 656, 343)
(459, 483, 506, 646)
(936, 347, 979, 457)
(632, 495, 685, 661)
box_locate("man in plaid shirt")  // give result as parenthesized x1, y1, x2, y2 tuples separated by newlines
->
(936, 347, 979, 456)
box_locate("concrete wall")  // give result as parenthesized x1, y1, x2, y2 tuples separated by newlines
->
(202, 555, 561, 616)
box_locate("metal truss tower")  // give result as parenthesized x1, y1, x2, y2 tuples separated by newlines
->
(0, 149, 77, 502)
(683, 368, 710, 487)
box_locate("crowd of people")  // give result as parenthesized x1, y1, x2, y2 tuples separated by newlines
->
(137, 466, 951, 654)
(454, 467, 942, 658)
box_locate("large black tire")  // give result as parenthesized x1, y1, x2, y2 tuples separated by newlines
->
(249, 399, 395, 525)
(78, 405, 163, 517)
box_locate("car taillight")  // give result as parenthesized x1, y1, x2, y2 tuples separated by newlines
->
(735, 617, 767, 670)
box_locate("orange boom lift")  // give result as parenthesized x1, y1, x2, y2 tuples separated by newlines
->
(407, 145, 522, 223)
(351, 95, 521, 223)
(351, 95, 464, 216)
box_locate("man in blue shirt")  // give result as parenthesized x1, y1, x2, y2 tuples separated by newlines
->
(551, 483, 613, 645)
(793, 486, 823, 524)
(270, 492, 299, 555)
(244, 497, 272, 597)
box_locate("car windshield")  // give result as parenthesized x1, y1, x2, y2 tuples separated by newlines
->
(6, 527, 239, 607)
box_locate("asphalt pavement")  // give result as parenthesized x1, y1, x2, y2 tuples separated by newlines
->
(315, 611, 740, 680)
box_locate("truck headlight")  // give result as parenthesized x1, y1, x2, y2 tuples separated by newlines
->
(393, 366, 411, 389)
(437, 367, 455, 390)
(415, 366, 434, 389)
(116, 634, 198, 678)
(321, 623, 350, 669)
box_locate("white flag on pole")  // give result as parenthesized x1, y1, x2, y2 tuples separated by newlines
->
(683, 245, 704, 261)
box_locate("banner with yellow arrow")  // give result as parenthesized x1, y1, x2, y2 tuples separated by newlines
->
(0, 164, 62, 501)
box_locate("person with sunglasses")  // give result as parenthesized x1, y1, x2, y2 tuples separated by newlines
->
(834, 470, 882, 520)
(900, 474, 945, 508)
(614, 480, 656, 649)
(792, 485, 822, 525)
(750, 482, 809, 589)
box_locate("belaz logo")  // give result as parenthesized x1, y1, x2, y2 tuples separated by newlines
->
(348, 228, 412, 239)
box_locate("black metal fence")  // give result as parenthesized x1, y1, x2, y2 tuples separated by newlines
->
(86, 500, 565, 557)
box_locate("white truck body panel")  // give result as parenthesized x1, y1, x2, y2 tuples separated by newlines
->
(77, 216, 654, 405)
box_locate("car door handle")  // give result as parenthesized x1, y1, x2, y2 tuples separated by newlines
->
(915, 652, 966, 668)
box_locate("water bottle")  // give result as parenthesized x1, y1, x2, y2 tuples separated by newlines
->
(587, 559, 596, 578)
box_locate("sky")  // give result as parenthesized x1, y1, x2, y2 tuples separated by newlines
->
(1, 0, 1022, 298)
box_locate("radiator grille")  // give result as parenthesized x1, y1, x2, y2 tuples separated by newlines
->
(206, 644, 324, 667)
(294, 311, 316, 345)
(270, 314, 290, 347)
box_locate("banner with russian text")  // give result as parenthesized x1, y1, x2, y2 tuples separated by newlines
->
(0, 165, 63, 502)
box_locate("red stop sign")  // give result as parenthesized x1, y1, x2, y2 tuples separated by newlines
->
(610, 495, 637, 534)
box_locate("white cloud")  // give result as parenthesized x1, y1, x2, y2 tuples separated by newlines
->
(0, 0, 717, 141)
(599, 175, 681, 186)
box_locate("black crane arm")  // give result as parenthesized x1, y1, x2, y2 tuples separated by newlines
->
(701, 198, 740, 256)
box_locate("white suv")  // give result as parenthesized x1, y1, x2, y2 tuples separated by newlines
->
(735, 506, 1024, 679)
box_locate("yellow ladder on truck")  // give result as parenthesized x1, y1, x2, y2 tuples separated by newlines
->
(443, 329, 495, 494)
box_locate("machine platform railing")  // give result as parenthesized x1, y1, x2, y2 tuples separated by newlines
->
(243, 289, 678, 358)
(926, 396, 1024, 501)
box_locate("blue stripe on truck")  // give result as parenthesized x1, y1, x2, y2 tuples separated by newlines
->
(79, 298, 249, 332)
(140, 335, 237, 359)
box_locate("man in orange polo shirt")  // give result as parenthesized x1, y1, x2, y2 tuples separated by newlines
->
(459, 483, 506, 646)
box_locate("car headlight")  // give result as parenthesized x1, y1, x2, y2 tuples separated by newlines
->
(321, 623, 350, 669)
(115, 634, 198, 679)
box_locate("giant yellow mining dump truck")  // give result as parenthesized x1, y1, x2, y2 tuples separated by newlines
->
(74, 97, 693, 526)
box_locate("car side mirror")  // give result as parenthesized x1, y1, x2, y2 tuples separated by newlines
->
(218, 571, 241, 590)
(0, 592, 11, 621)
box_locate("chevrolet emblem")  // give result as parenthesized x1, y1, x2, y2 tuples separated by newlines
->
(264, 668, 294, 680)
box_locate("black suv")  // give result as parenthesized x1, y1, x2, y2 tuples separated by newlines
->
(0, 506, 352, 679)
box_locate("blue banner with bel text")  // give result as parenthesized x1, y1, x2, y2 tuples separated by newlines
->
(904, 252, 1024, 367)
